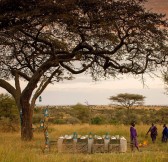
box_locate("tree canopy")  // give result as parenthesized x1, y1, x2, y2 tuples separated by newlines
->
(0, 0, 167, 103)
(109, 93, 145, 109)
(0, 0, 168, 140)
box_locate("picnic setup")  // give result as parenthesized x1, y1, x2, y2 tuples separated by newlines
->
(40, 108, 127, 154)
(57, 133, 127, 153)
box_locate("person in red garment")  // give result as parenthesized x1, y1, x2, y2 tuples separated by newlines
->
(130, 122, 139, 151)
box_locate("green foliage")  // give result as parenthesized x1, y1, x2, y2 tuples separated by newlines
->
(0, 93, 19, 121)
(0, 117, 19, 132)
(109, 118, 118, 125)
(1, 102, 168, 129)
(65, 117, 81, 124)
(157, 108, 168, 124)
(33, 114, 43, 124)
(52, 119, 66, 124)
(71, 103, 90, 123)
(91, 116, 106, 125)
(0, 93, 19, 131)
(34, 105, 168, 125)
(123, 112, 140, 125)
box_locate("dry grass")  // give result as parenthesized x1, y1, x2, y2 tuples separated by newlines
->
(0, 124, 168, 162)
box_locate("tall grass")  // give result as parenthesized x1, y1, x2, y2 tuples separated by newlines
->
(0, 124, 168, 162)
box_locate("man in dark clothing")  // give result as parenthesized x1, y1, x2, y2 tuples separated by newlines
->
(146, 123, 158, 143)
(162, 124, 168, 142)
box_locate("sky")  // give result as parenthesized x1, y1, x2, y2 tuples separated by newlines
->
(34, 73, 168, 106)
(145, 0, 168, 16)
(0, 0, 168, 106)
(0, 73, 168, 106)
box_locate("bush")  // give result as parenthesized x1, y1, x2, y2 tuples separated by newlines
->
(65, 117, 81, 124)
(71, 103, 90, 123)
(109, 118, 118, 124)
(91, 116, 105, 125)
(47, 116, 67, 124)
(0, 93, 19, 120)
(0, 117, 19, 132)
(33, 114, 43, 124)
(140, 114, 150, 124)
(52, 119, 67, 124)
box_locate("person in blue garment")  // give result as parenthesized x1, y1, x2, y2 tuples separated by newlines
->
(162, 124, 168, 142)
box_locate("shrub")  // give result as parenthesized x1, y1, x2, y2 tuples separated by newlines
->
(0, 117, 19, 132)
(64, 117, 81, 124)
(52, 119, 67, 124)
(91, 116, 106, 125)
(33, 114, 43, 124)
(71, 103, 90, 123)
(0, 93, 19, 120)
(109, 118, 118, 124)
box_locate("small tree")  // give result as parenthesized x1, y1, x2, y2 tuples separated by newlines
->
(109, 93, 145, 114)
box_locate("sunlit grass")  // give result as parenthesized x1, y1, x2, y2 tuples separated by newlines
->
(0, 124, 168, 162)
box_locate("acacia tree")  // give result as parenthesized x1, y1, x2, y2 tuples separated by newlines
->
(0, 0, 168, 140)
(109, 93, 145, 113)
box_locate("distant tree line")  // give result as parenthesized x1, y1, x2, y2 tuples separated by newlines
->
(34, 103, 168, 125)
(0, 93, 168, 131)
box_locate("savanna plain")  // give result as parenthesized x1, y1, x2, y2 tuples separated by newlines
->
(0, 124, 168, 162)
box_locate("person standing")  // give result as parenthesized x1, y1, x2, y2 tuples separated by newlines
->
(146, 123, 158, 143)
(130, 122, 139, 151)
(162, 124, 168, 142)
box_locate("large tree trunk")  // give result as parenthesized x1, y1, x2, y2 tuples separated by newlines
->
(21, 100, 33, 141)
